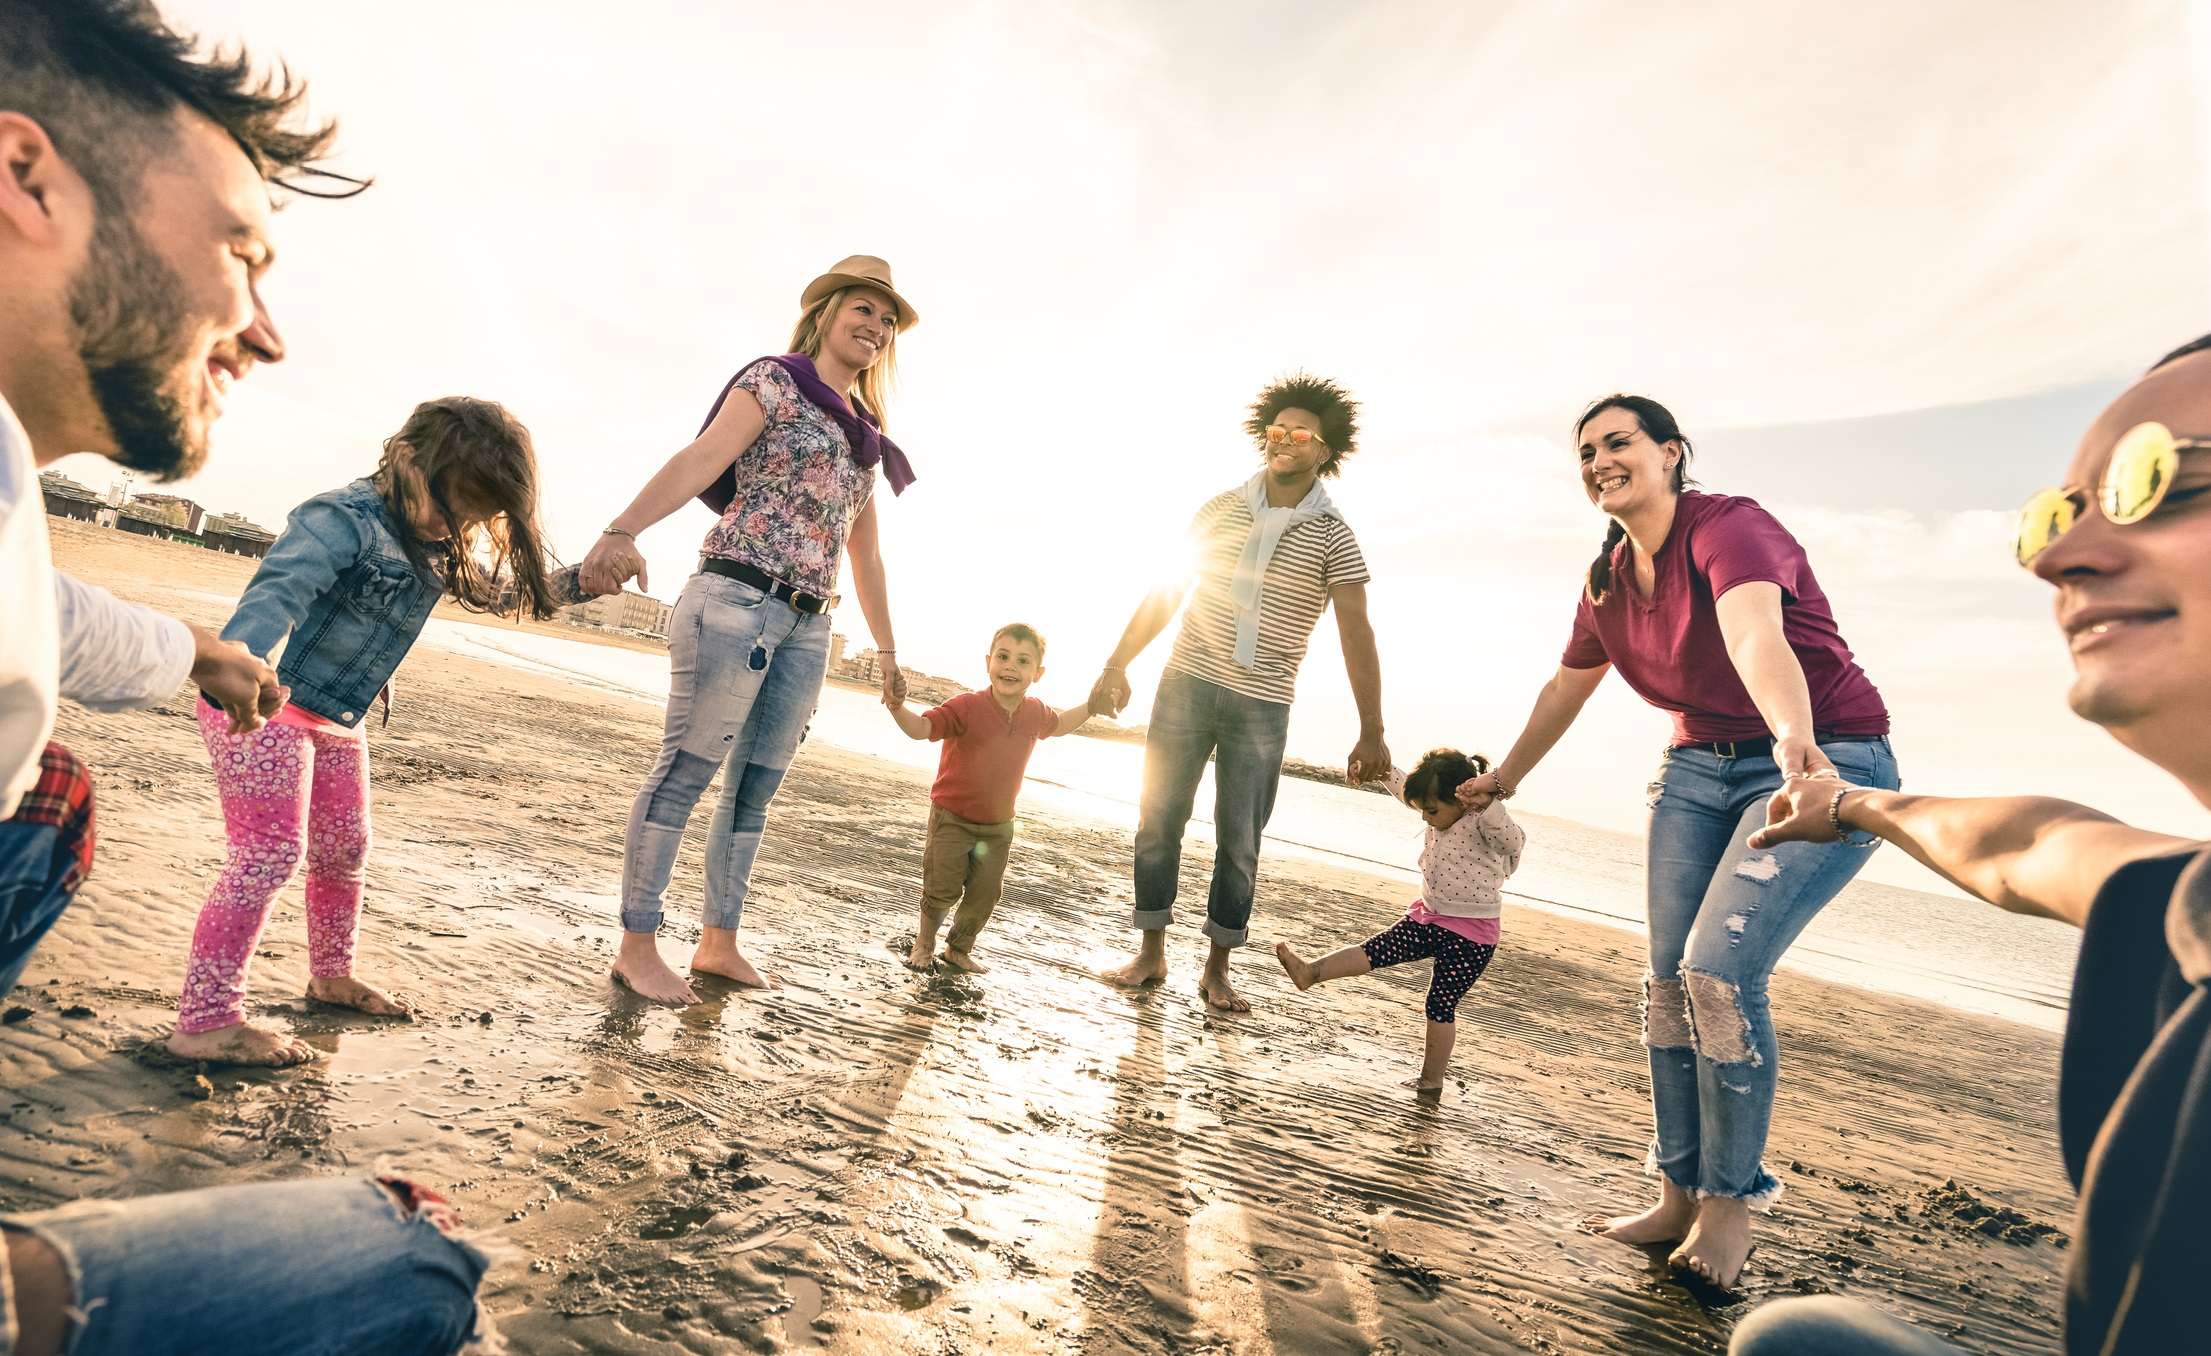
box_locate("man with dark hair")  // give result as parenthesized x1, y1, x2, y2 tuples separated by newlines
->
(1092, 373, 1389, 1011)
(0, 5, 489, 1352)
(1731, 339, 2211, 1355)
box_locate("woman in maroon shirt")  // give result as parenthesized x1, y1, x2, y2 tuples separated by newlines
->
(1461, 395, 1900, 1288)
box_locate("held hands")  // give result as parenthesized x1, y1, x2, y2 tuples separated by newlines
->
(880, 663, 908, 705)
(1748, 771, 1858, 849)
(189, 628, 286, 734)
(1773, 733, 1838, 781)
(1345, 732, 1390, 786)
(1455, 771, 1500, 814)
(1091, 668, 1133, 719)
(578, 531, 646, 598)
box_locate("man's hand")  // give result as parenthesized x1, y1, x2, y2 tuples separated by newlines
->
(880, 662, 907, 705)
(189, 627, 284, 734)
(1092, 669, 1133, 718)
(579, 532, 645, 597)
(1345, 731, 1389, 785)
(1748, 777, 1863, 849)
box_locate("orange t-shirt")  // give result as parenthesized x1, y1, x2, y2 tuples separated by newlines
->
(921, 691, 1059, 825)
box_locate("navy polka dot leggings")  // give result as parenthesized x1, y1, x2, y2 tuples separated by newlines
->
(1360, 916, 1497, 1024)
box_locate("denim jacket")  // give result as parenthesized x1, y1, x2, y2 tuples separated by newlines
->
(221, 479, 441, 727)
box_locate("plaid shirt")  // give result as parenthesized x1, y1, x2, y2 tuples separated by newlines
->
(6, 743, 95, 894)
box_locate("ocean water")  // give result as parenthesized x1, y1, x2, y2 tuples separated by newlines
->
(418, 618, 2079, 1031)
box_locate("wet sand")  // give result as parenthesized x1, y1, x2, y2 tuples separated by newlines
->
(4, 519, 2074, 1354)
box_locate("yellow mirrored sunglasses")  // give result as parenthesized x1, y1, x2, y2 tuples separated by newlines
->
(2013, 420, 2205, 567)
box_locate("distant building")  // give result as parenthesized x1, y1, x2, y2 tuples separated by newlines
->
(128, 492, 203, 535)
(828, 632, 846, 674)
(38, 471, 102, 523)
(559, 588, 673, 636)
(201, 512, 275, 558)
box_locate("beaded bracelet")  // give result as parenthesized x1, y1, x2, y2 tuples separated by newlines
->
(1827, 786, 1854, 840)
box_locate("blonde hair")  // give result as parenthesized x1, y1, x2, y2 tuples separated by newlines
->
(788, 286, 899, 426)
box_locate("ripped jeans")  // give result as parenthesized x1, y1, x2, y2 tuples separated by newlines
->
(0, 1176, 488, 1354)
(619, 570, 829, 934)
(1641, 738, 1899, 1203)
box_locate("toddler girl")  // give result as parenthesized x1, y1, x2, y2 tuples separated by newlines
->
(1275, 747, 1524, 1093)
(168, 397, 576, 1066)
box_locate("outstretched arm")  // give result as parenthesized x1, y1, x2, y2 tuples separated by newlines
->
(577, 388, 768, 596)
(1458, 663, 1609, 807)
(1715, 581, 1832, 778)
(1748, 785, 2193, 928)
(884, 698, 932, 740)
(1332, 582, 1389, 784)
(1052, 695, 1102, 738)
(1090, 580, 1191, 716)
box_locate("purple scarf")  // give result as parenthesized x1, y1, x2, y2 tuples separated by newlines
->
(695, 352, 916, 514)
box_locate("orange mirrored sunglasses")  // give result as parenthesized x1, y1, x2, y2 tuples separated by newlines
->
(1264, 424, 1322, 447)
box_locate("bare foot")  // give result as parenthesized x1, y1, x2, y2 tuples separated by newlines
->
(691, 947, 781, 990)
(1584, 1181, 1698, 1247)
(1101, 953, 1167, 988)
(611, 935, 699, 1006)
(1197, 971, 1251, 1013)
(904, 938, 937, 971)
(940, 949, 988, 974)
(167, 1021, 318, 1068)
(306, 976, 412, 1018)
(1273, 942, 1316, 990)
(1669, 1197, 1753, 1289)
(1400, 1076, 1444, 1092)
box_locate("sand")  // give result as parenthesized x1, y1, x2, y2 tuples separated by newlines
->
(1, 518, 2075, 1354)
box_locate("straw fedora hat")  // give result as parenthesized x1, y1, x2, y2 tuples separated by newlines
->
(800, 255, 919, 331)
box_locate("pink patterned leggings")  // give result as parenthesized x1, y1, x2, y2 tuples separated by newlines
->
(180, 703, 371, 1033)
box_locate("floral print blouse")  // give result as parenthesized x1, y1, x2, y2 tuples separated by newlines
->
(698, 360, 876, 596)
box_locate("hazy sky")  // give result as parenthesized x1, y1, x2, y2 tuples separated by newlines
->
(60, 0, 2211, 891)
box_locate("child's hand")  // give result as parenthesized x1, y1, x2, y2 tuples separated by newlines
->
(1456, 771, 1500, 810)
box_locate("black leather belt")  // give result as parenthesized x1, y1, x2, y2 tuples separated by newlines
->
(1679, 731, 1885, 760)
(700, 557, 836, 614)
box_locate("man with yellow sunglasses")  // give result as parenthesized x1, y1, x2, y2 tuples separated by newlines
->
(1732, 334, 2211, 1355)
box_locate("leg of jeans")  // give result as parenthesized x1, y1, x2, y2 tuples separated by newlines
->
(1201, 686, 1290, 947)
(701, 613, 826, 931)
(1131, 673, 1217, 931)
(946, 819, 1016, 955)
(0, 821, 77, 1002)
(1730, 1296, 1963, 1355)
(5, 1176, 489, 1356)
(620, 576, 780, 933)
(1641, 748, 1744, 1193)
(1682, 744, 1898, 1202)
(180, 709, 313, 1034)
(301, 729, 370, 980)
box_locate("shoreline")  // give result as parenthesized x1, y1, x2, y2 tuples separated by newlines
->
(3, 519, 2079, 1354)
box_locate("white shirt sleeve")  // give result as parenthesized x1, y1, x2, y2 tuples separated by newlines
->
(53, 569, 195, 712)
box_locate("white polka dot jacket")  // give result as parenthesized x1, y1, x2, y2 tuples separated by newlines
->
(1386, 765, 1527, 920)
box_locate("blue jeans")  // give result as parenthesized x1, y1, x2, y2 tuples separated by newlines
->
(1, 1176, 488, 1355)
(620, 571, 830, 933)
(1730, 1297, 1961, 1354)
(1642, 738, 1900, 1202)
(1130, 671, 1292, 948)
(0, 820, 80, 1001)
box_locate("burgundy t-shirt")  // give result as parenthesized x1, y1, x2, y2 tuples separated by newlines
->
(922, 690, 1061, 824)
(1560, 491, 1888, 745)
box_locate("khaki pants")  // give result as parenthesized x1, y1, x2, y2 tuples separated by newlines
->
(919, 804, 1017, 955)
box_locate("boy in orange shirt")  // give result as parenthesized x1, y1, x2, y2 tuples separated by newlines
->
(885, 624, 1100, 971)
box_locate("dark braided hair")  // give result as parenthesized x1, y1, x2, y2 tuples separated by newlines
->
(1573, 395, 1696, 605)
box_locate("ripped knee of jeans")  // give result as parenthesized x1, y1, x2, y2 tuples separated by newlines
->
(1641, 972, 1693, 1050)
(1684, 969, 1761, 1067)
(1732, 852, 1783, 883)
(643, 750, 721, 829)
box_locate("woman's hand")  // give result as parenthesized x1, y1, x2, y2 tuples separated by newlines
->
(579, 532, 645, 597)
(879, 662, 907, 705)
(1774, 733, 1839, 782)
(1749, 777, 1865, 849)
(1456, 771, 1500, 810)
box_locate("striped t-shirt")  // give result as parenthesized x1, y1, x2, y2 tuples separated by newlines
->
(1165, 488, 1370, 706)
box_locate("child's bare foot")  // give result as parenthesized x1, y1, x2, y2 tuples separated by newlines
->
(612, 932, 698, 1006)
(1583, 1183, 1698, 1247)
(904, 938, 937, 970)
(167, 1021, 317, 1068)
(305, 976, 412, 1018)
(941, 948, 988, 974)
(1669, 1196, 1754, 1289)
(1273, 942, 1316, 991)
(1197, 971, 1250, 1012)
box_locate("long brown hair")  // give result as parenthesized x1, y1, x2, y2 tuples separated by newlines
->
(372, 397, 561, 620)
(1573, 394, 1697, 605)
(787, 285, 898, 426)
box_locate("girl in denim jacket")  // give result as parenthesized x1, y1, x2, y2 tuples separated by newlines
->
(168, 397, 575, 1067)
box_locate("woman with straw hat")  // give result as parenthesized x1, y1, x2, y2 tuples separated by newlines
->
(579, 256, 919, 1003)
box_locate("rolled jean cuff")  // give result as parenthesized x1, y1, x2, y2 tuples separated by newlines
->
(1700, 1167, 1785, 1210)
(1201, 917, 1249, 949)
(1129, 906, 1172, 932)
(620, 908, 665, 935)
